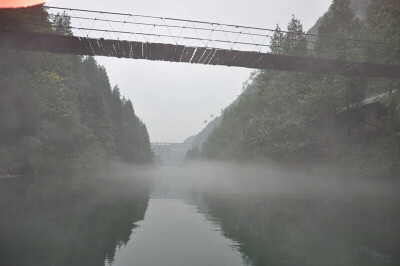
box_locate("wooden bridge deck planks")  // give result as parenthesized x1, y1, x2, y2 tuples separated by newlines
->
(163, 44, 176, 62)
(132, 41, 143, 59)
(208, 49, 221, 65)
(173, 45, 185, 62)
(1, 29, 399, 79)
(191, 47, 206, 64)
(181, 46, 196, 63)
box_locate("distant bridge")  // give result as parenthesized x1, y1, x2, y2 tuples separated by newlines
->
(1, 6, 399, 79)
(151, 143, 191, 165)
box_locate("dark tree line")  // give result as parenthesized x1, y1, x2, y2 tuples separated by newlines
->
(0, 6, 152, 175)
(201, 0, 400, 177)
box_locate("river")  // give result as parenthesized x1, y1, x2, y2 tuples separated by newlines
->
(0, 164, 399, 265)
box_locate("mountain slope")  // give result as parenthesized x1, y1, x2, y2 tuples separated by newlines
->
(306, 0, 370, 47)
(185, 116, 223, 150)
(0, 6, 152, 175)
(200, 0, 400, 177)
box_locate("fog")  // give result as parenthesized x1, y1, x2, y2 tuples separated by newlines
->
(94, 160, 400, 224)
(1, 1, 400, 265)
(2, 160, 399, 265)
(97, 162, 400, 265)
(130, 162, 397, 199)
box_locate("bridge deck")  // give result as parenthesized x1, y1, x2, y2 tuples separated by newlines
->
(1, 29, 399, 79)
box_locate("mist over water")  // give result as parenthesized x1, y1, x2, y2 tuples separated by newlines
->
(110, 162, 400, 265)
(1, 1, 399, 265)
(1, 162, 399, 265)
(149, 162, 399, 199)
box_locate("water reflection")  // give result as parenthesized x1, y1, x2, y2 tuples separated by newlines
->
(199, 193, 400, 266)
(109, 198, 248, 266)
(0, 175, 150, 266)
(1, 165, 400, 266)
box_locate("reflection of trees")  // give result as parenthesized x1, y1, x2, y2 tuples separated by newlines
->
(201, 193, 400, 266)
(0, 176, 150, 266)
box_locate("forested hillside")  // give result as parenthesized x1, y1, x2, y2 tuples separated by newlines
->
(185, 87, 246, 159)
(185, 116, 222, 149)
(202, 0, 400, 177)
(0, 6, 152, 175)
(307, 0, 369, 47)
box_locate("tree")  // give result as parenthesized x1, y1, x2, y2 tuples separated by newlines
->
(202, 2, 400, 176)
(270, 25, 285, 54)
(52, 11, 72, 35)
(315, 0, 363, 61)
(270, 16, 307, 56)
(283, 16, 307, 56)
(0, 7, 152, 174)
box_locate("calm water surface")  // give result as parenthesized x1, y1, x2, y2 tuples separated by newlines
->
(1, 166, 399, 266)
(108, 198, 247, 266)
(109, 169, 249, 266)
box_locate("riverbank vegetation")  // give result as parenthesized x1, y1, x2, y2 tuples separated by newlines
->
(0, 6, 152, 175)
(200, 0, 400, 177)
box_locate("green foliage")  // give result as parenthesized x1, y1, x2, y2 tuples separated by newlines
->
(366, 0, 400, 64)
(315, 0, 364, 61)
(202, 0, 400, 177)
(270, 16, 307, 56)
(270, 25, 285, 55)
(0, 7, 152, 175)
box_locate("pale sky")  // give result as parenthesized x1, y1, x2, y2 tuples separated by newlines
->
(50, 0, 332, 142)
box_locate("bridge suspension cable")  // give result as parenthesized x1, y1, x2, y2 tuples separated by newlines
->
(43, 5, 397, 46)
(1, 5, 399, 78)
(5, 5, 397, 62)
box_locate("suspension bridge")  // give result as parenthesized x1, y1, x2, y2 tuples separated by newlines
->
(1, 6, 399, 79)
